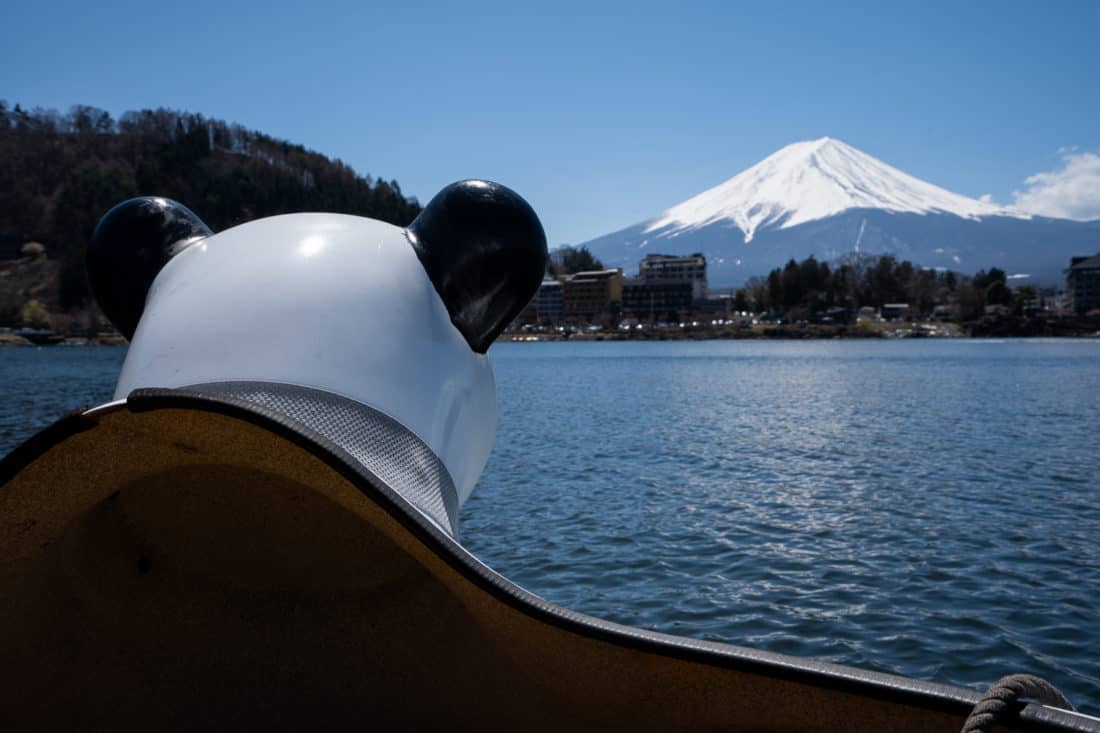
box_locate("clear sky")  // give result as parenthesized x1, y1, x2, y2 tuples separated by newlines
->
(3, 0, 1098, 245)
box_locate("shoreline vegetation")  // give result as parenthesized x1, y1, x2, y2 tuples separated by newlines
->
(519, 249, 1100, 342)
(0, 329, 125, 347)
(2, 313, 1098, 348)
(501, 312, 1100, 343)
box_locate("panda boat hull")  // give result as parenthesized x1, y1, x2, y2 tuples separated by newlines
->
(1, 389, 1094, 732)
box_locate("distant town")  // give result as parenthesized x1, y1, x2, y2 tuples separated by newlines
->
(504, 247, 1100, 341)
(3, 241, 1099, 347)
(3, 103, 1097, 346)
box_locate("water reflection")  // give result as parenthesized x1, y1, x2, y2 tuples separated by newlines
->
(464, 339, 1100, 711)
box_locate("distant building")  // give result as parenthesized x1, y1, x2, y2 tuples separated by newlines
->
(818, 306, 851, 324)
(621, 279, 693, 320)
(638, 253, 707, 300)
(932, 304, 957, 321)
(1067, 254, 1100, 312)
(563, 268, 623, 319)
(514, 297, 539, 326)
(536, 278, 563, 321)
(695, 293, 734, 317)
(881, 303, 910, 321)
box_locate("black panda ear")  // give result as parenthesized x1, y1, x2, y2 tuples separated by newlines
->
(87, 197, 212, 340)
(406, 180, 548, 353)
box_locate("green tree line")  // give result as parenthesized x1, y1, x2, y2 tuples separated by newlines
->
(0, 101, 421, 313)
(737, 254, 1031, 321)
(548, 245, 605, 276)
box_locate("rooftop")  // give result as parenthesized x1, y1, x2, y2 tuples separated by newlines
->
(1069, 254, 1100, 270)
(569, 268, 622, 281)
(642, 252, 705, 261)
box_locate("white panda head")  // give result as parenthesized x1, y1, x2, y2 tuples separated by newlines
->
(87, 181, 547, 537)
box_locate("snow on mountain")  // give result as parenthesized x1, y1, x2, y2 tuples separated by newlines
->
(645, 137, 1028, 243)
(580, 138, 1099, 285)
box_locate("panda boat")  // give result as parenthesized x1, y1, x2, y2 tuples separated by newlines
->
(0, 182, 1095, 732)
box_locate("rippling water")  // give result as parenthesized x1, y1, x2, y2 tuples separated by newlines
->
(462, 340, 1100, 712)
(2, 340, 1099, 711)
(0, 346, 125, 449)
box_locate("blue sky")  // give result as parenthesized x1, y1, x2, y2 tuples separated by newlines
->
(3, 0, 1098, 245)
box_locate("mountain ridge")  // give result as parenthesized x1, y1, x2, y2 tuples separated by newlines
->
(581, 138, 1098, 285)
(645, 137, 1028, 241)
(0, 102, 421, 319)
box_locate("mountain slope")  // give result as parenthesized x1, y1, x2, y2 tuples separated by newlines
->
(0, 102, 421, 315)
(582, 138, 1098, 285)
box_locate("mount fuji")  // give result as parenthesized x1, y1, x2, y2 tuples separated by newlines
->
(579, 138, 1100, 286)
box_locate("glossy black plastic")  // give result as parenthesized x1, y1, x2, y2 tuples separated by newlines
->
(406, 180, 548, 353)
(87, 197, 212, 340)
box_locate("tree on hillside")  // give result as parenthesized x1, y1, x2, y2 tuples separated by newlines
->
(732, 288, 750, 312)
(20, 299, 50, 328)
(985, 280, 1013, 307)
(745, 276, 769, 312)
(550, 245, 604, 275)
(972, 268, 1006, 290)
(748, 252, 1019, 321)
(0, 101, 423, 312)
(1012, 285, 1038, 315)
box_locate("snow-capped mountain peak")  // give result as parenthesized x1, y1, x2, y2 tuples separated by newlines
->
(644, 137, 1028, 242)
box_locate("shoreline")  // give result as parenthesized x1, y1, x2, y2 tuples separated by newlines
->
(0, 332, 127, 347)
(502, 315, 1100, 343)
(3, 316, 1098, 347)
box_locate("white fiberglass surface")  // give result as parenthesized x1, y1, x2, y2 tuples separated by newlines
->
(115, 213, 496, 504)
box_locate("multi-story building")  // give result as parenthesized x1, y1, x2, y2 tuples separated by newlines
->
(563, 268, 623, 320)
(621, 279, 693, 320)
(536, 278, 563, 322)
(639, 253, 707, 300)
(1067, 254, 1100, 312)
(514, 297, 539, 326)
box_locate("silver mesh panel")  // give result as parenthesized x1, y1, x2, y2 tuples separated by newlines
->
(187, 381, 459, 536)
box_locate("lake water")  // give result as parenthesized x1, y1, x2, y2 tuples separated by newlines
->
(2, 340, 1099, 711)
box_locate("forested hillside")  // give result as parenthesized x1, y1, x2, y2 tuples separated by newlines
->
(0, 101, 421, 326)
